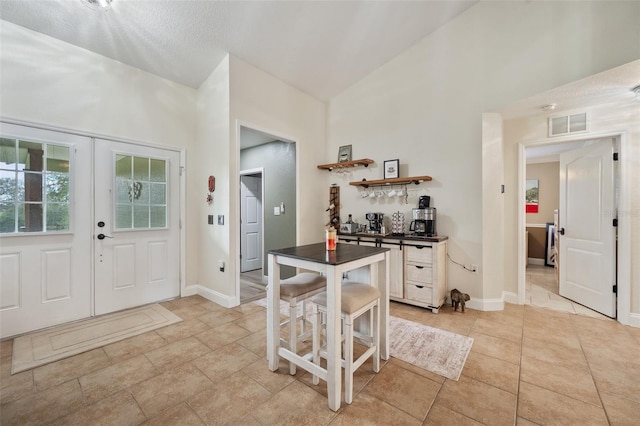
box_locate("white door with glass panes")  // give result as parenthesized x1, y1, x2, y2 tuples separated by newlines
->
(94, 139, 180, 315)
(0, 123, 92, 338)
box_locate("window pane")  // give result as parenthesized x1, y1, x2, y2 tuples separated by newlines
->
(46, 203, 69, 231)
(133, 157, 148, 181)
(0, 170, 16, 202)
(133, 205, 149, 228)
(22, 203, 43, 232)
(17, 203, 25, 232)
(132, 182, 148, 204)
(150, 206, 166, 228)
(46, 145, 70, 173)
(19, 141, 44, 172)
(116, 205, 132, 229)
(150, 183, 166, 204)
(0, 203, 16, 233)
(115, 155, 132, 178)
(46, 173, 70, 203)
(23, 172, 43, 202)
(149, 159, 165, 182)
(116, 179, 131, 203)
(0, 138, 17, 169)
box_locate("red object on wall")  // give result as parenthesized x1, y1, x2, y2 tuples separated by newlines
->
(526, 203, 539, 213)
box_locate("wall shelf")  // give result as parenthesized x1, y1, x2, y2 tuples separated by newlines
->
(349, 175, 432, 188)
(317, 158, 374, 171)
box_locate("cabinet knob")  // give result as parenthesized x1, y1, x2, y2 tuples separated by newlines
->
(415, 265, 424, 269)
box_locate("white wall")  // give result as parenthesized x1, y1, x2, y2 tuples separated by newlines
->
(327, 1, 640, 307)
(228, 56, 327, 299)
(0, 21, 200, 287)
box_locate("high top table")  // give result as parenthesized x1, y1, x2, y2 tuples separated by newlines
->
(267, 242, 390, 411)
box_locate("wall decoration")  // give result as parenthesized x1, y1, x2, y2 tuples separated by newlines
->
(383, 159, 399, 179)
(526, 179, 539, 213)
(545, 222, 555, 266)
(337, 145, 352, 162)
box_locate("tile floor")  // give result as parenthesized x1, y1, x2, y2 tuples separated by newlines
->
(2, 295, 640, 425)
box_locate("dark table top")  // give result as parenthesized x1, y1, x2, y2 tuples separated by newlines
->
(268, 242, 389, 265)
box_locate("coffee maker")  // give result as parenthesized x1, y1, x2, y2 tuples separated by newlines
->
(410, 206, 437, 237)
(365, 212, 384, 234)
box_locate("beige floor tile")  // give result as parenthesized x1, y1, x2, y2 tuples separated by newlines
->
(195, 322, 251, 350)
(197, 300, 227, 312)
(168, 295, 208, 310)
(51, 389, 145, 426)
(600, 392, 640, 426)
(588, 356, 640, 404)
(0, 379, 85, 425)
(232, 302, 265, 315)
(521, 336, 588, 370)
(79, 354, 157, 404)
(144, 336, 211, 370)
(33, 348, 111, 391)
(363, 362, 440, 421)
(236, 328, 267, 357)
(522, 320, 581, 350)
(193, 342, 261, 384)
(424, 404, 483, 425)
(516, 417, 539, 426)
(471, 318, 522, 343)
(520, 355, 601, 406)
(468, 331, 521, 365)
(435, 375, 517, 425)
(518, 381, 607, 425)
(0, 369, 33, 405)
(461, 351, 519, 395)
(170, 304, 211, 320)
(387, 357, 445, 384)
(250, 380, 337, 425)
(233, 310, 268, 333)
(154, 318, 210, 343)
(197, 309, 244, 328)
(142, 403, 205, 426)
(131, 362, 213, 418)
(188, 371, 272, 425)
(102, 331, 167, 363)
(332, 391, 421, 426)
(241, 359, 301, 394)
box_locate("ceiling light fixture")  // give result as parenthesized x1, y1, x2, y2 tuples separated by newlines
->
(632, 85, 640, 102)
(81, 0, 112, 11)
(541, 104, 556, 112)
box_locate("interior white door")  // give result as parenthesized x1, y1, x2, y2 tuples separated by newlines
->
(0, 123, 92, 338)
(559, 140, 616, 317)
(240, 175, 262, 272)
(94, 139, 180, 315)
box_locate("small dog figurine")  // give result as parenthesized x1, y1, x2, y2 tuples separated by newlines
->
(451, 288, 470, 313)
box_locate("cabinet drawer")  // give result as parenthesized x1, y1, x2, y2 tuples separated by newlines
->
(406, 283, 433, 303)
(405, 246, 432, 264)
(405, 263, 432, 283)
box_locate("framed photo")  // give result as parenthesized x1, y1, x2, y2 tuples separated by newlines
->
(337, 145, 352, 163)
(383, 159, 399, 179)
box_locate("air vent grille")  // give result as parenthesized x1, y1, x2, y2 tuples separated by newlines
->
(548, 112, 588, 137)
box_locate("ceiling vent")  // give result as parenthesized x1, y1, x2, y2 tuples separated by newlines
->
(548, 112, 588, 137)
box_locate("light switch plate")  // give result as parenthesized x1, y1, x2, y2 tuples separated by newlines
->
(274, 207, 280, 216)
(217, 215, 224, 225)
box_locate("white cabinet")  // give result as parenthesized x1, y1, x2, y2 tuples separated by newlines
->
(338, 236, 447, 313)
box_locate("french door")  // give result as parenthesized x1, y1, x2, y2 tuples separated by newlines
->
(94, 139, 181, 315)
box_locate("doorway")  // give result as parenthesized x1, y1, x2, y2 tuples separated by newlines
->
(239, 170, 265, 303)
(521, 136, 618, 318)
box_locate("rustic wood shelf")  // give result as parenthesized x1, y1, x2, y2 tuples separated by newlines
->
(349, 175, 432, 188)
(317, 158, 374, 171)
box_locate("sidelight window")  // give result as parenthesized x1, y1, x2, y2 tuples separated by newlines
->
(0, 137, 70, 233)
(114, 154, 167, 230)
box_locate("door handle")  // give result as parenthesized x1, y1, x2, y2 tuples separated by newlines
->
(558, 228, 565, 235)
(97, 234, 113, 240)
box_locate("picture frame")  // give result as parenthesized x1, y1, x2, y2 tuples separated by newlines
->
(545, 222, 555, 267)
(383, 159, 399, 179)
(337, 145, 352, 163)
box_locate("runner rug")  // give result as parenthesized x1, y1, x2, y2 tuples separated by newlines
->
(11, 304, 182, 374)
(253, 298, 472, 381)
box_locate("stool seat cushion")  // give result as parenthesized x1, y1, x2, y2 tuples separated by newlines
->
(280, 273, 326, 298)
(312, 283, 380, 314)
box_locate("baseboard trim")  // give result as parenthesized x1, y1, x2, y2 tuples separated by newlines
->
(466, 297, 504, 312)
(527, 258, 545, 266)
(190, 285, 236, 308)
(503, 291, 519, 305)
(627, 313, 640, 328)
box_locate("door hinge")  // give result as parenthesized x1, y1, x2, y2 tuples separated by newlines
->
(613, 285, 617, 294)
(613, 152, 619, 161)
(613, 218, 618, 227)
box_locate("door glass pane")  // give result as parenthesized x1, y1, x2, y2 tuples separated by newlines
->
(0, 138, 17, 167)
(0, 170, 16, 202)
(116, 205, 132, 229)
(22, 202, 43, 232)
(114, 154, 167, 230)
(0, 203, 15, 233)
(46, 203, 69, 231)
(46, 173, 69, 203)
(46, 146, 70, 173)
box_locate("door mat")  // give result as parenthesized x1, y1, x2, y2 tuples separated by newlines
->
(11, 304, 182, 374)
(389, 316, 473, 381)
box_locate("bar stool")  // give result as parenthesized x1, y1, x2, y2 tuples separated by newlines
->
(279, 272, 327, 374)
(311, 283, 380, 404)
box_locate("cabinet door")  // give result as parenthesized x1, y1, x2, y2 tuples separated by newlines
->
(381, 243, 403, 298)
